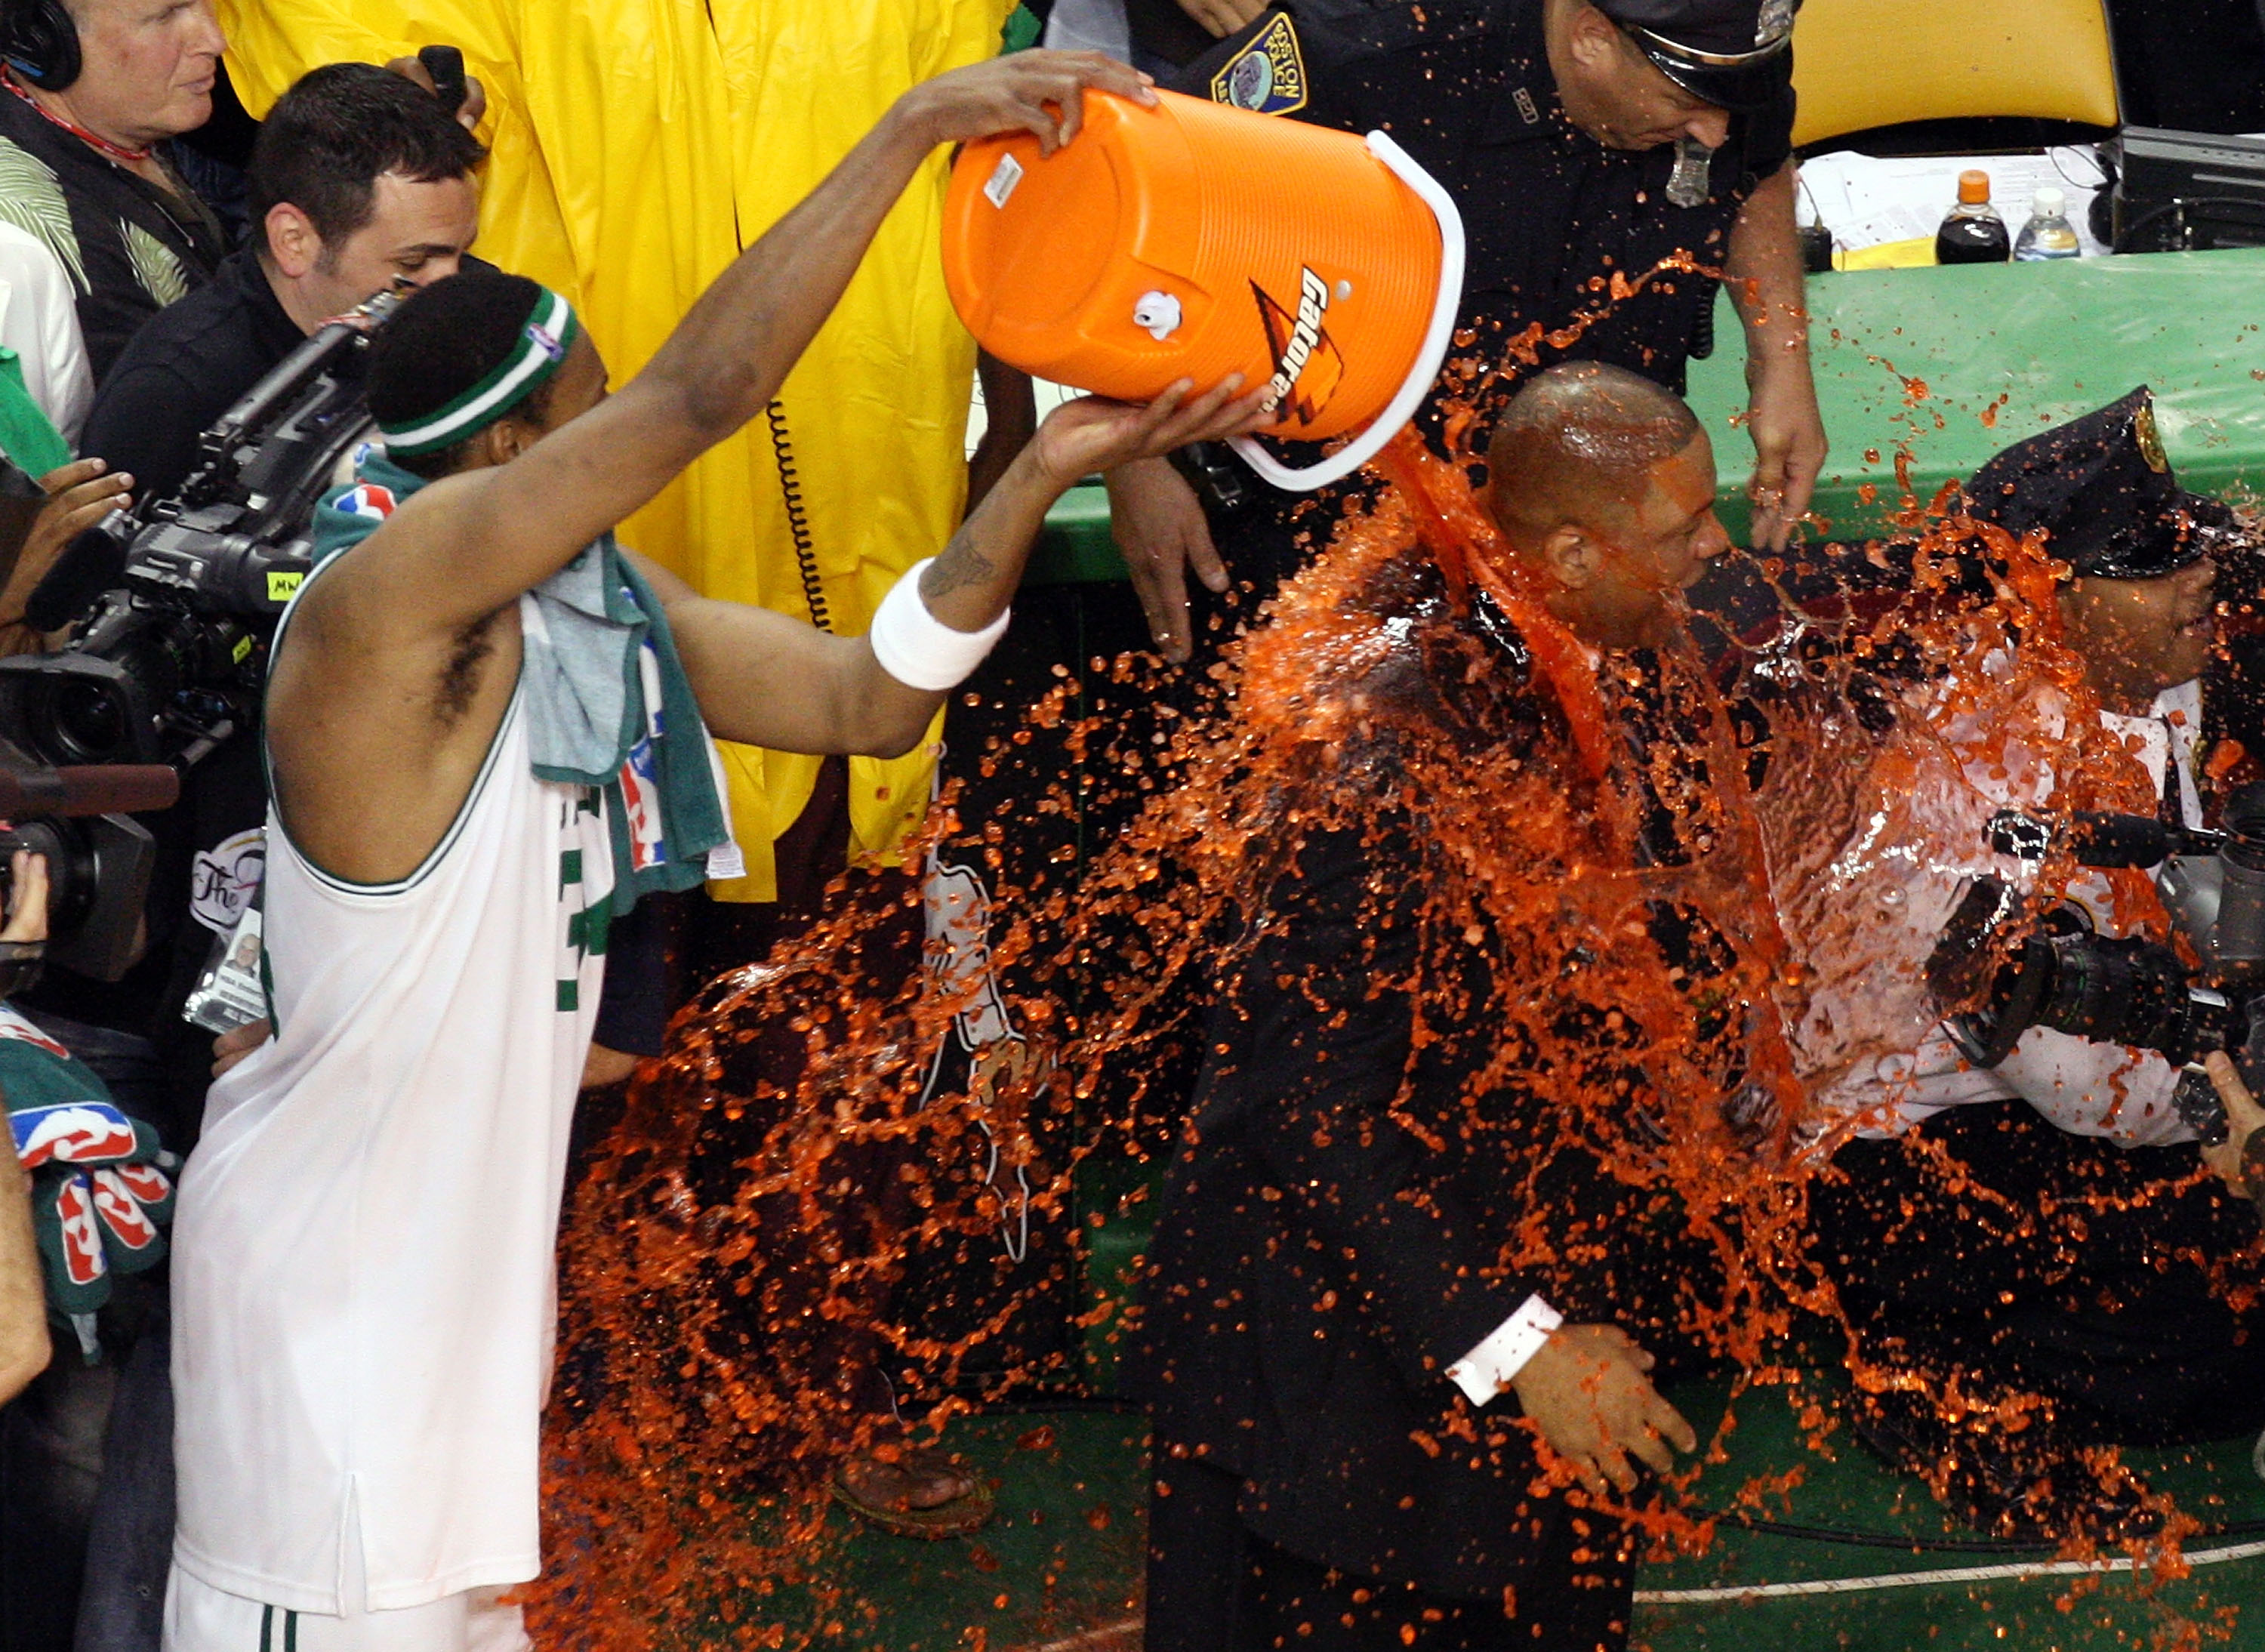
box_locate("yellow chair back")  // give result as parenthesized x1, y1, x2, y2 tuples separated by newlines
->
(1792, 0, 2119, 146)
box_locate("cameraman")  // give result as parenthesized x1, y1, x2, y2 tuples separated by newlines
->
(1810, 389, 2265, 1536)
(21, 64, 483, 1142)
(82, 62, 482, 508)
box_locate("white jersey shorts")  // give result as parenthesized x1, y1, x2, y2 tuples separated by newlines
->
(163, 1565, 529, 1652)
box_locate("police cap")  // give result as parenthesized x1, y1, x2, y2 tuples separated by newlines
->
(1962, 386, 2239, 581)
(1594, 0, 1799, 112)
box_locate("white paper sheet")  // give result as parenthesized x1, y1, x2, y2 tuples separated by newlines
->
(1795, 147, 2112, 258)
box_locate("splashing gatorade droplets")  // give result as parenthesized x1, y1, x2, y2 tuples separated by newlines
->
(526, 274, 2257, 1651)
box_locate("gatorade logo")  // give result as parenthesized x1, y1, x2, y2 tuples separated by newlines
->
(1251, 267, 1345, 428)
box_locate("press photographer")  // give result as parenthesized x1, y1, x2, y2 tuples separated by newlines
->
(0, 754, 177, 1652)
(1810, 390, 2265, 1536)
(0, 756, 177, 1403)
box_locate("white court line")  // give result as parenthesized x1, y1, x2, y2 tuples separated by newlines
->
(1635, 1537, 2265, 1603)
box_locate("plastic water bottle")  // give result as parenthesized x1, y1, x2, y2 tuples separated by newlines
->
(1935, 170, 2010, 265)
(2013, 186, 2082, 260)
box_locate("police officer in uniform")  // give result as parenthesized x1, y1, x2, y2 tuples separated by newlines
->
(1104, 0, 1826, 661)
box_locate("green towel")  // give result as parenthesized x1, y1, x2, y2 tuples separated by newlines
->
(307, 451, 733, 911)
(0, 347, 69, 479)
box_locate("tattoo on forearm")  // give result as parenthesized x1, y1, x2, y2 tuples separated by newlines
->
(921, 526, 995, 602)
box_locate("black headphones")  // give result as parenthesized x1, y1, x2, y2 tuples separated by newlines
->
(2, 0, 79, 92)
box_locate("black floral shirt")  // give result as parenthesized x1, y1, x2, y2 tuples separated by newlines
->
(0, 85, 226, 382)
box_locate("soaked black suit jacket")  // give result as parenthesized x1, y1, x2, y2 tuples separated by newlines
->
(1126, 572, 1721, 1598)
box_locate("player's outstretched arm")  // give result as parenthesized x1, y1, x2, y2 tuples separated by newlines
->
(646, 378, 1271, 757)
(356, 51, 1157, 639)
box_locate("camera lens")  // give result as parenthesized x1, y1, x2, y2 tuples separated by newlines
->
(48, 678, 130, 765)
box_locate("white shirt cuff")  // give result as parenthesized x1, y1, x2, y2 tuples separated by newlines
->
(1445, 1293, 1562, 1407)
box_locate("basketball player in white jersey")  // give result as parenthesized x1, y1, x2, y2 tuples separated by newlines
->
(164, 50, 1269, 1652)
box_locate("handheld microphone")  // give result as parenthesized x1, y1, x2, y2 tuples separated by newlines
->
(418, 45, 467, 119)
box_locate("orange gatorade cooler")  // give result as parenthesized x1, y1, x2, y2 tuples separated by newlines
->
(941, 88, 1465, 492)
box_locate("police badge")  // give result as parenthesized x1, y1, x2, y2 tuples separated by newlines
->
(2135, 400, 2170, 473)
(1210, 11, 1308, 116)
(1756, 0, 1795, 46)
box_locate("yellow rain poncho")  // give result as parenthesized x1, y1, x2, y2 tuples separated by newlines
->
(220, 0, 1011, 899)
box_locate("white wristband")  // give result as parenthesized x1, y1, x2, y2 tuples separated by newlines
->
(868, 559, 1011, 692)
(1445, 1294, 1563, 1407)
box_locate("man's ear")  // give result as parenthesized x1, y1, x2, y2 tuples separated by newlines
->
(1561, 2, 1621, 72)
(480, 417, 536, 467)
(1538, 523, 1598, 592)
(264, 203, 323, 281)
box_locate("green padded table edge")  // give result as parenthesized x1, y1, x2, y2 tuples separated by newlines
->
(1685, 244, 2265, 545)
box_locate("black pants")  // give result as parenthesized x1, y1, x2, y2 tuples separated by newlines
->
(1145, 1447, 1636, 1652)
(1814, 1101, 2265, 1446)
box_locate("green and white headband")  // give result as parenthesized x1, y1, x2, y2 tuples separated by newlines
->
(378, 285, 581, 458)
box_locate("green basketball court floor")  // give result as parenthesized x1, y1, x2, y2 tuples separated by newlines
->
(773, 1377, 2265, 1652)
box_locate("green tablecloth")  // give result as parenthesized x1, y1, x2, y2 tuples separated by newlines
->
(1034, 245, 2265, 577)
(1687, 244, 2265, 542)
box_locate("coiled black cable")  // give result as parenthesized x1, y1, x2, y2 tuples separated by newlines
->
(765, 398, 830, 633)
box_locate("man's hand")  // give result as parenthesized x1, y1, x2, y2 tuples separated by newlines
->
(384, 54, 488, 131)
(212, 1018, 270, 1080)
(1508, 1324, 1697, 1496)
(1178, 0, 1271, 37)
(1725, 164, 1826, 553)
(1030, 376, 1273, 493)
(580, 1041, 639, 1090)
(2, 459, 131, 629)
(1744, 356, 1827, 553)
(0, 849, 46, 943)
(2200, 1052, 2265, 1195)
(1105, 459, 1227, 662)
(898, 50, 1156, 156)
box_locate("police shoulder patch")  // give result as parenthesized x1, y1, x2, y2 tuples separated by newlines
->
(1211, 11, 1308, 116)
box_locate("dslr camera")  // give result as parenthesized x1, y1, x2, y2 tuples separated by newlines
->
(1926, 784, 2265, 1141)
(0, 286, 405, 770)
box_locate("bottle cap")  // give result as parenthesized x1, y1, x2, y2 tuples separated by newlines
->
(2032, 186, 2066, 216)
(1957, 170, 1992, 204)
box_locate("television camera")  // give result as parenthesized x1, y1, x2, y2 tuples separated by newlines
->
(1925, 783, 2265, 1143)
(0, 285, 405, 772)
